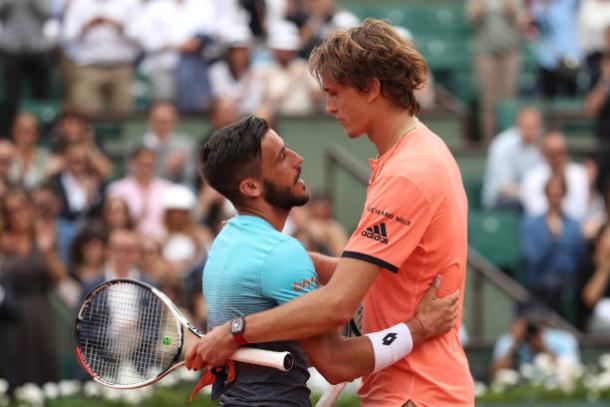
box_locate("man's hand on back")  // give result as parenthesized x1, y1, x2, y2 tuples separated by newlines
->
(407, 276, 460, 346)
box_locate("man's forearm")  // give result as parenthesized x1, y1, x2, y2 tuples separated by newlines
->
(243, 285, 349, 343)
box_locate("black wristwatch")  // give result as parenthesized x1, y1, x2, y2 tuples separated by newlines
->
(230, 316, 248, 345)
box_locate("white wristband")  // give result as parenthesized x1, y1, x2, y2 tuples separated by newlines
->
(365, 322, 413, 373)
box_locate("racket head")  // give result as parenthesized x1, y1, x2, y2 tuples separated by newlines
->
(74, 279, 184, 388)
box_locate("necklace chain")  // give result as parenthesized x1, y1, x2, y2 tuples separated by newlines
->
(370, 117, 419, 184)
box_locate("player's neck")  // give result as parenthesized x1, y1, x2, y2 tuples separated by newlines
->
(368, 110, 417, 156)
(237, 204, 289, 232)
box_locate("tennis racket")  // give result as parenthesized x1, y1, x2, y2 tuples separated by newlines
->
(75, 279, 293, 389)
(315, 305, 363, 407)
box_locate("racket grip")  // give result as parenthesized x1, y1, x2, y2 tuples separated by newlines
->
(315, 383, 347, 407)
(231, 348, 294, 372)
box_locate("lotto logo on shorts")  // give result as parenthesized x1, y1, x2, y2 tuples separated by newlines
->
(362, 223, 389, 244)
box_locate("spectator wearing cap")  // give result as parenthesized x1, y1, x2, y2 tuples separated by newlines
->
(258, 20, 322, 117)
(106, 146, 173, 238)
(140, 101, 195, 185)
(209, 24, 265, 116)
(62, 0, 141, 117)
(161, 184, 213, 278)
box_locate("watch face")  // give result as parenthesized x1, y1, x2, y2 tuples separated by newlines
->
(231, 318, 244, 334)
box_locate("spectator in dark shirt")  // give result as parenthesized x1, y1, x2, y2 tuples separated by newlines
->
(521, 174, 585, 318)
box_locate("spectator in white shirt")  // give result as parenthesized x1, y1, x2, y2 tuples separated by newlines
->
(135, 0, 219, 102)
(107, 146, 173, 238)
(482, 107, 545, 209)
(62, 0, 141, 117)
(140, 101, 195, 185)
(209, 24, 264, 116)
(521, 131, 590, 222)
(258, 20, 322, 117)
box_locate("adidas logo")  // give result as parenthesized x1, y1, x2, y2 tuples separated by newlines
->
(361, 222, 389, 244)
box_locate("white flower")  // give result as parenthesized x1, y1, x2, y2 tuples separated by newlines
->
(520, 363, 535, 380)
(101, 386, 123, 401)
(42, 382, 59, 399)
(58, 380, 80, 397)
(178, 368, 199, 382)
(596, 370, 610, 390)
(490, 383, 506, 394)
(599, 353, 610, 371)
(15, 383, 44, 407)
(533, 353, 555, 376)
(123, 389, 144, 405)
(83, 381, 103, 398)
(493, 369, 519, 387)
(474, 381, 487, 398)
(0, 379, 7, 396)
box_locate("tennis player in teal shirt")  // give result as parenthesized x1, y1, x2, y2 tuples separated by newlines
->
(190, 116, 460, 406)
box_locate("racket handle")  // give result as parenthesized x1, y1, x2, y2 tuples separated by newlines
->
(232, 347, 294, 372)
(316, 382, 347, 407)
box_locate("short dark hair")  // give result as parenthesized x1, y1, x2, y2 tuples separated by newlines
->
(70, 223, 108, 267)
(199, 115, 269, 205)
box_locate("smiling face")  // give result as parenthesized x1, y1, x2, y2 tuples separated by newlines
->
(259, 130, 309, 210)
(322, 78, 372, 138)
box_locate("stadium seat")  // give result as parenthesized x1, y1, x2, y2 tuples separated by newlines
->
(19, 98, 62, 130)
(463, 177, 483, 210)
(468, 209, 522, 275)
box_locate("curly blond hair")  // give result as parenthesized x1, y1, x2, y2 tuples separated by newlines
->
(309, 18, 428, 115)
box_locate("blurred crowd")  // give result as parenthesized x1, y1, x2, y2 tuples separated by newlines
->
(0, 0, 364, 392)
(0, 103, 348, 391)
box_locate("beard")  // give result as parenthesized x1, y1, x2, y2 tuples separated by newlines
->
(263, 178, 309, 211)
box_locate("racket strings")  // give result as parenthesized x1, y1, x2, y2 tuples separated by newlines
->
(76, 282, 181, 386)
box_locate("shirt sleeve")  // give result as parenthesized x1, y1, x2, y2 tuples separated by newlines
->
(342, 175, 433, 273)
(260, 238, 319, 305)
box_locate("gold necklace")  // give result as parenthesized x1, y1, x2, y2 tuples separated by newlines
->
(369, 117, 419, 185)
(376, 117, 419, 159)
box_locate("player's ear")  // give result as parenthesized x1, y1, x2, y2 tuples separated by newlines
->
(239, 177, 262, 199)
(365, 78, 381, 102)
